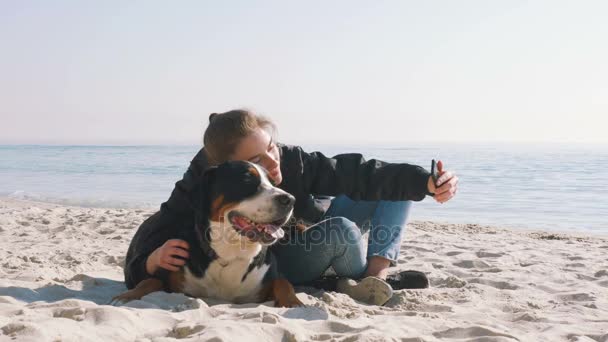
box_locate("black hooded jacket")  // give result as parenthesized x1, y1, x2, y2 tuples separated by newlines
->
(123, 144, 431, 289)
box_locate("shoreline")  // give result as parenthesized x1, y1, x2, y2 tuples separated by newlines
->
(2, 196, 606, 238)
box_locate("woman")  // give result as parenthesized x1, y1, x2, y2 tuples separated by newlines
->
(124, 109, 459, 305)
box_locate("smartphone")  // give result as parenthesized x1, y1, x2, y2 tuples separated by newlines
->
(431, 159, 439, 185)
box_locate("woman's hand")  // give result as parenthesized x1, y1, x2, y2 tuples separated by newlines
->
(427, 160, 459, 204)
(146, 239, 190, 275)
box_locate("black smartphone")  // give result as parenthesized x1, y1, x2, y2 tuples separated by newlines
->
(431, 159, 439, 185)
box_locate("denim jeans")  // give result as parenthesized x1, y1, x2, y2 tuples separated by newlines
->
(272, 195, 412, 285)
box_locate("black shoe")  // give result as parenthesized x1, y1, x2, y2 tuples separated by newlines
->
(385, 270, 429, 290)
(306, 275, 340, 291)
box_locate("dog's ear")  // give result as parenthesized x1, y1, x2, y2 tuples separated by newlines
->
(188, 166, 217, 217)
(189, 167, 217, 257)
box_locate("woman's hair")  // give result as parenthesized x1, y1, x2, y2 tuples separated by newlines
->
(203, 109, 276, 165)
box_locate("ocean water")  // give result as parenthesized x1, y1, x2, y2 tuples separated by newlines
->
(1, 143, 606, 234)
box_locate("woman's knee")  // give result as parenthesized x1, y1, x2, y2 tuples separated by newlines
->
(323, 216, 362, 247)
(305, 217, 360, 247)
(373, 200, 412, 229)
(322, 217, 367, 279)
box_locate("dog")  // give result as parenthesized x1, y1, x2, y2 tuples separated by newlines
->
(111, 161, 303, 307)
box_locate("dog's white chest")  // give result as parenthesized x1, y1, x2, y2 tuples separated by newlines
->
(182, 258, 270, 303)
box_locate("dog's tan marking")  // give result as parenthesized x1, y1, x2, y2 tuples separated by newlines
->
(209, 194, 235, 222)
(210, 196, 238, 223)
(168, 269, 185, 293)
(210, 194, 224, 214)
(268, 278, 303, 308)
(248, 166, 260, 178)
(212, 204, 237, 222)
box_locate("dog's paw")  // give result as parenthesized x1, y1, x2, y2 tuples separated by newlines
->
(275, 296, 304, 308)
(108, 291, 142, 306)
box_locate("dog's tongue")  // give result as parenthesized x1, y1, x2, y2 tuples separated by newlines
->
(261, 224, 284, 239)
(233, 216, 253, 230)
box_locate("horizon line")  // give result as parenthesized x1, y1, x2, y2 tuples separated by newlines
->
(1, 140, 607, 147)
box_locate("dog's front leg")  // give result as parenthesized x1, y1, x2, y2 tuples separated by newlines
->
(269, 278, 303, 308)
(110, 278, 165, 305)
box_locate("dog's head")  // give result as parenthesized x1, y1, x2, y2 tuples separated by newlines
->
(191, 160, 295, 247)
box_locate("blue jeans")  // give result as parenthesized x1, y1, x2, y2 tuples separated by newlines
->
(273, 195, 412, 285)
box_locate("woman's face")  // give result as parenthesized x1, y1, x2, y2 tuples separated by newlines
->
(230, 128, 282, 185)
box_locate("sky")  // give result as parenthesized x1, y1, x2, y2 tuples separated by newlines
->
(1, 0, 607, 145)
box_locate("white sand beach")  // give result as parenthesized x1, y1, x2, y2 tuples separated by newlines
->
(1, 197, 607, 341)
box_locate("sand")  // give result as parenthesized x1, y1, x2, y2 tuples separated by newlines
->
(1, 197, 607, 341)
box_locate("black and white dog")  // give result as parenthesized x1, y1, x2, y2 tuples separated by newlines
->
(112, 161, 303, 307)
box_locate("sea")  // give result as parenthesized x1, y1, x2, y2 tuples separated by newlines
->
(1, 143, 606, 234)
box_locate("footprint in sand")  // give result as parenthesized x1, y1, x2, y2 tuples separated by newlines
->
(53, 307, 86, 321)
(260, 312, 281, 324)
(594, 270, 608, 277)
(453, 260, 491, 269)
(167, 323, 206, 339)
(513, 312, 546, 322)
(478, 267, 503, 273)
(468, 278, 519, 290)
(476, 251, 505, 258)
(324, 321, 364, 334)
(104, 255, 126, 268)
(1, 323, 28, 336)
(433, 326, 518, 340)
(433, 276, 467, 288)
(576, 274, 597, 281)
(52, 226, 67, 233)
(558, 292, 596, 302)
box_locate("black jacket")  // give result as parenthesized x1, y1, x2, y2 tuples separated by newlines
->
(124, 144, 431, 289)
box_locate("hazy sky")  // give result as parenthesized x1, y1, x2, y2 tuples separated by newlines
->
(1, 1, 606, 145)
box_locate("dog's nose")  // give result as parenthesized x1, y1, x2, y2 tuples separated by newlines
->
(275, 194, 295, 207)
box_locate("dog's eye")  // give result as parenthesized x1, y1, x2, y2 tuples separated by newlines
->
(244, 173, 256, 183)
(243, 171, 261, 186)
